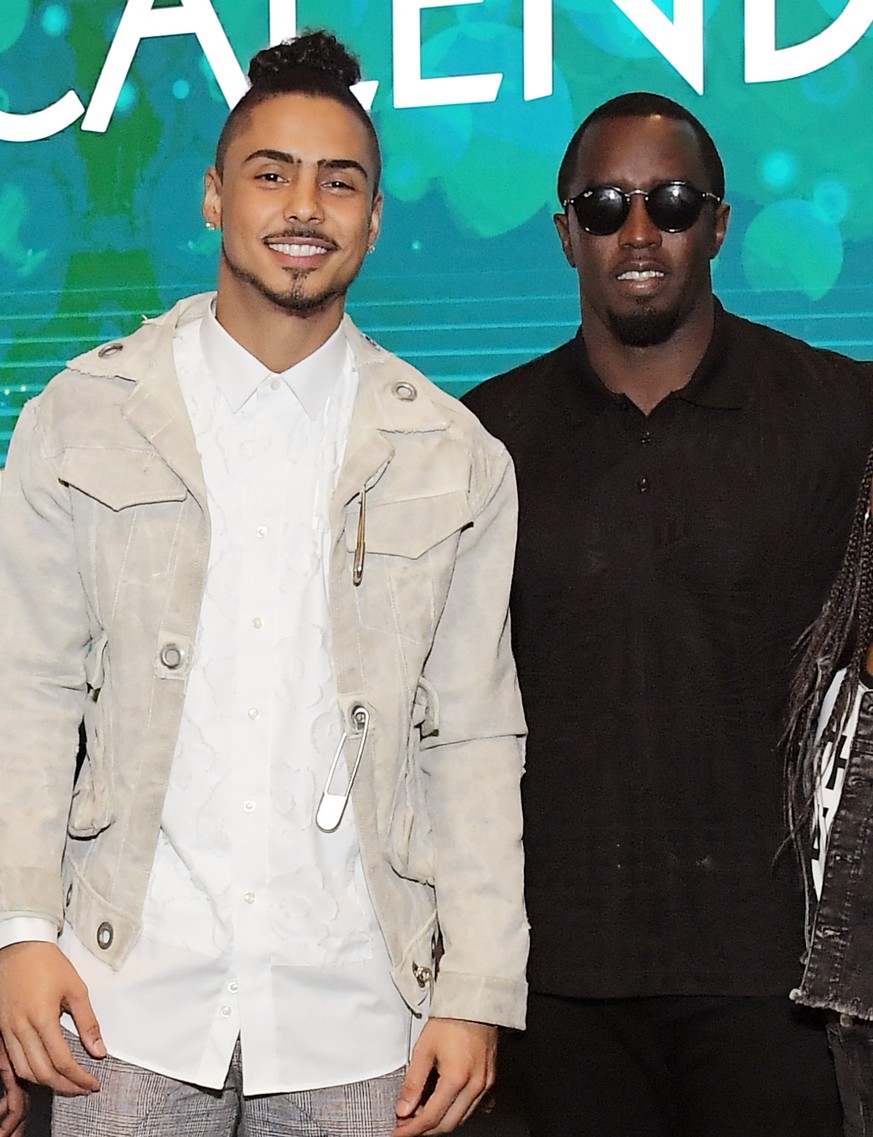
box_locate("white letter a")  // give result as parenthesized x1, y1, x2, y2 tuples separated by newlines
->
(82, 0, 246, 134)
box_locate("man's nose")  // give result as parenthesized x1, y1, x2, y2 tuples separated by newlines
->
(283, 174, 322, 224)
(619, 194, 662, 248)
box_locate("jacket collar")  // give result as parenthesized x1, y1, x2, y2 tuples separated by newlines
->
(335, 317, 452, 508)
(65, 293, 451, 508)
(67, 294, 211, 508)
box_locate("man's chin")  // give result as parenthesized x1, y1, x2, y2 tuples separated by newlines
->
(608, 305, 680, 348)
(222, 253, 349, 318)
(267, 288, 342, 316)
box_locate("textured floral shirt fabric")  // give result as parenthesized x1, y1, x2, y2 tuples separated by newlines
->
(59, 308, 411, 1093)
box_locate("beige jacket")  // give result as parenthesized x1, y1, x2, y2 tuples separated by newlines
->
(0, 294, 528, 1029)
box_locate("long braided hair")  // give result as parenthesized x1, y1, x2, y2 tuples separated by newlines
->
(785, 443, 873, 843)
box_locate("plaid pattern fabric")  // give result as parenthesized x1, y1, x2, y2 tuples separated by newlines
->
(52, 1032, 404, 1136)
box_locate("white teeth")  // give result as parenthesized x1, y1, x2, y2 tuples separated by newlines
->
(270, 242, 327, 256)
(618, 270, 664, 281)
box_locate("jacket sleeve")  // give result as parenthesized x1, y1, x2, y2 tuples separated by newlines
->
(0, 397, 90, 927)
(418, 433, 529, 1029)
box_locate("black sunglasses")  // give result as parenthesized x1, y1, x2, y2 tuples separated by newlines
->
(563, 181, 722, 236)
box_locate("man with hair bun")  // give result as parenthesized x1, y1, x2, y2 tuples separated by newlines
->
(0, 30, 527, 1137)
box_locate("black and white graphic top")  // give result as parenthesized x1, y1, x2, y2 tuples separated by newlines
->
(812, 667, 863, 899)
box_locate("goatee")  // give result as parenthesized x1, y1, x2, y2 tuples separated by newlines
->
(221, 247, 348, 316)
(608, 305, 681, 348)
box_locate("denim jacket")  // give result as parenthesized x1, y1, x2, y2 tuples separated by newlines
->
(792, 684, 873, 1020)
(0, 293, 528, 1029)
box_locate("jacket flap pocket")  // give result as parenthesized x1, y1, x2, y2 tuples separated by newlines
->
(60, 448, 187, 511)
(346, 491, 473, 559)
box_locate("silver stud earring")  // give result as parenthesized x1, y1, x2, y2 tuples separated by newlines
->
(367, 245, 375, 255)
(206, 221, 217, 231)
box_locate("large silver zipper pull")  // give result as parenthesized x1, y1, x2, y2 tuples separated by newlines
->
(316, 704, 370, 832)
(353, 485, 367, 586)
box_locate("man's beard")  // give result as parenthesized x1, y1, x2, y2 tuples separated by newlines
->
(221, 246, 350, 316)
(608, 303, 681, 348)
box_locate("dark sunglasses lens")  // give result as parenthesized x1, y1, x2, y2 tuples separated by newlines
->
(573, 187, 628, 236)
(646, 183, 704, 232)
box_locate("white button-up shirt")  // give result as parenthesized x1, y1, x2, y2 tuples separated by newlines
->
(4, 307, 412, 1094)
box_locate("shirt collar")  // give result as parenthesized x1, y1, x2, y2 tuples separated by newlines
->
(200, 302, 348, 417)
(571, 299, 747, 416)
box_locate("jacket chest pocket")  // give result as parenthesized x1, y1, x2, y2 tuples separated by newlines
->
(60, 447, 190, 582)
(60, 447, 188, 511)
(345, 490, 473, 643)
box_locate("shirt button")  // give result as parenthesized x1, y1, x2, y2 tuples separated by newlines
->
(252, 617, 263, 629)
(256, 525, 268, 538)
(640, 431, 653, 445)
(637, 476, 650, 494)
(228, 981, 239, 994)
(244, 892, 256, 905)
(243, 800, 256, 812)
(270, 378, 281, 391)
(220, 1006, 232, 1018)
(248, 707, 260, 720)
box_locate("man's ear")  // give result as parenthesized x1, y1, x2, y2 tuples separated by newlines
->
(710, 201, 730, 260)
(554, 211, 576, 268)
(367, 190, 384, 250)
(203, 167, 222, 230)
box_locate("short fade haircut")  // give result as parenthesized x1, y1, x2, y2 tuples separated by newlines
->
(556, 91, 725, 205)
(215, 29, 381, 195)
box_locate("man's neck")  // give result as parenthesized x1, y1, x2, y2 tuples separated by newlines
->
(583, 298, 716, 416)
(213, 281, 345, 374)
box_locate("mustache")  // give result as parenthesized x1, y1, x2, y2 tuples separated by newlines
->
(264, 227, 339, 250)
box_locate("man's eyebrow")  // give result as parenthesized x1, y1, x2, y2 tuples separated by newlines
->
(319, 158, 370, 180)
(244, 149, 370, 181)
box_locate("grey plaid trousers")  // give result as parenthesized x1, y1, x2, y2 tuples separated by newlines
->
(52, 1032, 405, 1136)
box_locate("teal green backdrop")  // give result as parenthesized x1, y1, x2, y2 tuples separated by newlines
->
(1, 0, 872, 461)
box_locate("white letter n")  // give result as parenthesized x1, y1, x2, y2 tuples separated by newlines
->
(610, 0, 704, 95)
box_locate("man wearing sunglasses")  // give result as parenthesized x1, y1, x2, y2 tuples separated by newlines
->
(464, 92, 873, 1136)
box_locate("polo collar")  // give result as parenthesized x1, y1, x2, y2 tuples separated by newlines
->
(571, 299, 748, 416)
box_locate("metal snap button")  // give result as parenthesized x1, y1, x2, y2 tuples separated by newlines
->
(392, 382, 417, 402)
(840, 1012, 854, 1027)
(160, 643, 185, 669)
(412, 961, 432, 988)
(98, 343, 123, 358)
(96, 921, 114, 950)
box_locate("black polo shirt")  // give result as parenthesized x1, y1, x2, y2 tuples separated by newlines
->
(463, 303, 873, 998)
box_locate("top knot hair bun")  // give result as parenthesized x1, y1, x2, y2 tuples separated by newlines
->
(248, 30, 362, 89)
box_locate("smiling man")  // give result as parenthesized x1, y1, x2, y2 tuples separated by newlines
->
(0, 31, 527, 1137)
(464, 93, 873, 1136)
